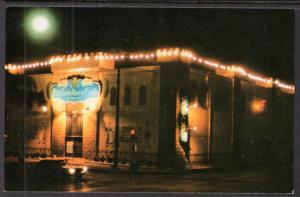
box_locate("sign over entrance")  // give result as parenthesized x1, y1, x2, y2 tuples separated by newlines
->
(51, 76, 101, 102)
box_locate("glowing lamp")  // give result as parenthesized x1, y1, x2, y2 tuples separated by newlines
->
(251, 99, 266, 114)
(25, 9, 57, 41)
(32, 16, 49, 32)
(129, 128, 136, 140)
(130, 129, 136, 136)
(41, 106, 48, 112)
(68, 168, 75, 174)
(192, 103, 198, 108)
(82, 167, 88, 173)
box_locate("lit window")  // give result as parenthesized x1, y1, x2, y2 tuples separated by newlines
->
(139, 85, 147, 105)
(124, 86, 131, 105)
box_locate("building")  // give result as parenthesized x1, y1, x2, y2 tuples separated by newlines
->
(5, 47, 294, 168)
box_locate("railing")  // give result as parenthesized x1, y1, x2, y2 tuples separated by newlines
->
(84, 150, 159, 167)
(25, 147, 51, 157)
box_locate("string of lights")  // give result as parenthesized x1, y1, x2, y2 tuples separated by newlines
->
(4, 47, 295, 93)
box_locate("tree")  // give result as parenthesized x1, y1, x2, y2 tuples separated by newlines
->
(5, 71, 46, 158)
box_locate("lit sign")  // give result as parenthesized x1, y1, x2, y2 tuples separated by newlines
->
(179, 97, 189, 143)
(66, 141, 74, 154)
(51, 77, 101, 102)
(180, 126, 188, 142)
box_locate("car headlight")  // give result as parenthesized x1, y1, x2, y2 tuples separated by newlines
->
(82, 166, 88, 173)
(68, 168, 75, 174)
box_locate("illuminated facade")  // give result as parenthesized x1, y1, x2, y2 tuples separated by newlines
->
(5, 48, 294, 168)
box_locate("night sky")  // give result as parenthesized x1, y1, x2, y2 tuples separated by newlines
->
(6, 8, 294, 82)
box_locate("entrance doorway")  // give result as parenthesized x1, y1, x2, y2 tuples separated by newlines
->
(65, 103, 83, 157)
(65, 137, 82, 157)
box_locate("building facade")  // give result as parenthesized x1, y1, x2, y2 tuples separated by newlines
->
(5, 48, 294, 168)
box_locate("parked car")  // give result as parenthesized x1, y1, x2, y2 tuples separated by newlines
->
(28, 159, 88, 180)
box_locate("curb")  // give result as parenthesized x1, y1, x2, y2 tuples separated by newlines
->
(83, 161, 216, 174)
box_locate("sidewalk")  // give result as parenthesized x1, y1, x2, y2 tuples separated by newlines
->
(80, 160, 215, 174)
(17, 156, 215, 174)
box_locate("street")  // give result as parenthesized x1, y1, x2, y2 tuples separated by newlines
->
(5, 162, 293, 193)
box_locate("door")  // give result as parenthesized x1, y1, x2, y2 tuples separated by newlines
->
(65, 137, 82, 157)
(65, 110, 83, 157)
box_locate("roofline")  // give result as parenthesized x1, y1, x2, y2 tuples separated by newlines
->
(5, 47, 295, 94)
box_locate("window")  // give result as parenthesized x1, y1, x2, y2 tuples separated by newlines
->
(105, 128, 114, 146)
(110, 87, 117, 105)
(124, 86, 131, 105)
(139, 85, 147, 105)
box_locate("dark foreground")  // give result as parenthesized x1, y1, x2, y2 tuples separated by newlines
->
(5, 162, 293, 193)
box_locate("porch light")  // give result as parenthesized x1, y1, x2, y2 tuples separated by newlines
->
(41, 106, 48, 112)
(251, 99, 266, 114)
(192, 103, 198, 108)
(68, 168, 75, 174)
(82, 166, 88, 173)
